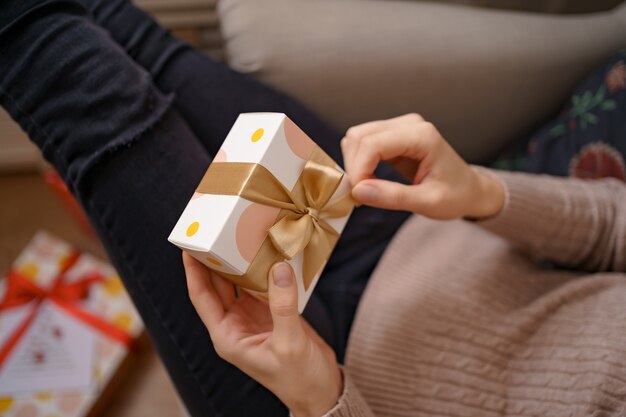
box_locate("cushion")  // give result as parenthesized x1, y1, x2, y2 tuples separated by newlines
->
(494, 49, 626, 181)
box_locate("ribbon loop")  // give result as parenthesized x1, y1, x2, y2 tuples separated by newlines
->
(301, 157, 344, 211)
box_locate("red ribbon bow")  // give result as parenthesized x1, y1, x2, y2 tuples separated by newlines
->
(0, 251, 133, 368)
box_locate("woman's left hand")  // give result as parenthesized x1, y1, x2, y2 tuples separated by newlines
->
(183, 253, 343, 417)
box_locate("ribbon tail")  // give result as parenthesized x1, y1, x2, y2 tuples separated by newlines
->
(320, 192, 357, 219)
(53, 300, 134, 347)
(56, 274, 104, 300)
(1, 271, 48, 309)
(301, 222, 338, 291)
(301, 152, 344, 210)
(0, 302, 40, 368)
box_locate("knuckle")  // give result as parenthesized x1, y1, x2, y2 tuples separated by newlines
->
(346, 126, 361, 139)
(408, 125, 421, 138)
(271, 302, 296, 318)
(361, 134, 381, 150)
(420, 121, 436, 135)
(417, 123, 440, 146)
(406, 112, 423, 122)
(387, 187, 407, 207)
(427, 189, 446, 208)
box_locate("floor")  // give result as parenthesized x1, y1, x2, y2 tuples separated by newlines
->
(0, 171, 184, 417)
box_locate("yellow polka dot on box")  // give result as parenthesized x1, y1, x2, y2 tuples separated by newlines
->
(168, 113, 353, 313)
(0, 232, 144, 417)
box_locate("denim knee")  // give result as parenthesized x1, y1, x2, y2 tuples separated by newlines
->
(0, 0, 173, 193)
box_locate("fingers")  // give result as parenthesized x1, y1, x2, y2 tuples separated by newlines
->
(268, 262, 305, 346)
(355, 128, 416, 183)
(352, 178, 439, 213)
(342, 114, 421, 181)
(345, 113, 424, 139)
(342, 115, 436, 186)
(183, 252, 224, 331)
(209, 272, 237, 307)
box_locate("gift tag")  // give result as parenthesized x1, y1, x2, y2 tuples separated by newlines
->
(0, 301, 95, 395)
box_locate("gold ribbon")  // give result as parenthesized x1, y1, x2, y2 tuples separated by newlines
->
(197, 147, 354, 292)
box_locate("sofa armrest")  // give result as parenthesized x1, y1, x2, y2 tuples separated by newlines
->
(219, 0, 626, 162)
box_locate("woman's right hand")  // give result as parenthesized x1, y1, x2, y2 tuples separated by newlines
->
(341, 113, 505, 220)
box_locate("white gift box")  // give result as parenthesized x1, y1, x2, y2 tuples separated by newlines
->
(168, 113, 353, 312)
(0, 232, 144, 417)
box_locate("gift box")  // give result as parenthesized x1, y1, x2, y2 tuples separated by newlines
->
(169, 113, 354, 312)
(0, 232, 144, 417)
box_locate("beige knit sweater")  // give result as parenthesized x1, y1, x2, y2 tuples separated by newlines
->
(325, 170, 626, 417)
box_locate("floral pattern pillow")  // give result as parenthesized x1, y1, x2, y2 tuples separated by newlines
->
(492, 49, 626, 181)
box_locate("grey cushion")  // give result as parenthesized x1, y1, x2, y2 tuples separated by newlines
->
(219, 0, 626, 162)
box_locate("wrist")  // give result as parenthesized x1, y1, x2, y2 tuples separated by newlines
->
(289, 369, 343, 417)
(289, 396, 336, 417)
(468, 166, 505, 219)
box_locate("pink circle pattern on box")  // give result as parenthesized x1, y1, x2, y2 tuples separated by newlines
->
(284, 118, 315, 160)
(57, 393, 83, 414)
(14, 404, 38, 417)
(214, 149, 228, 162)
(98, 338, 117, 360)
(236, 203, 281, 262)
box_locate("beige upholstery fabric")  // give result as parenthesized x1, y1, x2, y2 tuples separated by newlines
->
(357, 0, 625, 15)
(218, 0, 626, 162)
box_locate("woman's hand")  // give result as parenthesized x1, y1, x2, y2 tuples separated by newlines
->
(184, 253, 342, 417)
(341, 113, 505, 219)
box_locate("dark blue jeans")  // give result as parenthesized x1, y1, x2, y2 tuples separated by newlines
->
(0, 0, 410, 415)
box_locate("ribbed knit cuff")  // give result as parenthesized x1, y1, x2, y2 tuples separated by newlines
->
(321, 367, 374, 417)
(472, 168, 626, 271)
(473, 168, 562, 245)
(287, 367, 373, 417)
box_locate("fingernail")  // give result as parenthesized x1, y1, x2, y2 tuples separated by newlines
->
(353, 183, 378, 202)
(272, 263, 292, 287)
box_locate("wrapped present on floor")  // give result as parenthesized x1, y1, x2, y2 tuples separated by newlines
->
(0, 232, 144, 417)
(169, 113, 355, 312)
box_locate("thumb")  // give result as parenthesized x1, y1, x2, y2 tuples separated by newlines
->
(352, 179, 430, 213)
(268, 262, 304, 344)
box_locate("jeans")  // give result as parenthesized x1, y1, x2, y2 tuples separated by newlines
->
(0, 0, 410, 415)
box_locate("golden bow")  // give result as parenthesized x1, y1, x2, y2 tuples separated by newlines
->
(196, 147, 354, 292)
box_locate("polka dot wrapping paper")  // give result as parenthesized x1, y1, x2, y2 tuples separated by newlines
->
(0, 232, 144, 417)
(168, 113, 354, 313)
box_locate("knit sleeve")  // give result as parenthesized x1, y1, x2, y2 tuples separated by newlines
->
(287, 368, 374, 417)
(475, 169, 626, 272)
(321, 368, 375, 417)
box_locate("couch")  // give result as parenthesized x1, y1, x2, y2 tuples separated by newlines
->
(217, 0, 626, 162)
